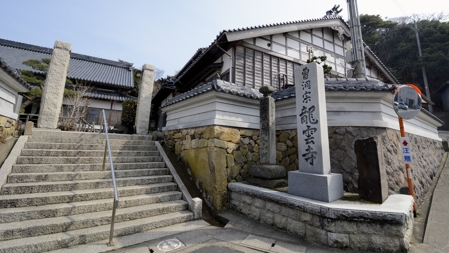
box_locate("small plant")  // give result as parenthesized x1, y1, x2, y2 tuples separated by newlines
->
(121, 99, 138, 134)
(307, 56, 332, 74)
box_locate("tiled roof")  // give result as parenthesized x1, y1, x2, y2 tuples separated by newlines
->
(0, 39, 133, 89)
(86, 91, 136, 102)
(271, 78, 394, 101)
(162, 78, 262, 108)
(0, 56, 32, 89)
(176, 16, 345, 79)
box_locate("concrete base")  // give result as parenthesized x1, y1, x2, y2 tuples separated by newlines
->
(288, 171, 343, 202)
(249, 164, 286, 179)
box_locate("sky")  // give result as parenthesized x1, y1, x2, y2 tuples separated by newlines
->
(1, 0, 445, 77)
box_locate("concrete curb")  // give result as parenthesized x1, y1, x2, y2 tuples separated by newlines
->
(155, 141, 202, 219)
(0, 135, 28, 191)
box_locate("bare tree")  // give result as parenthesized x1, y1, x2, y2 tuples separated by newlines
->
(58, 82, 92, 131)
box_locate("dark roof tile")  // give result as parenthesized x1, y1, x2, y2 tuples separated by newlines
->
(162, 79, 262, 108)
(0, 56, 32, 89)
(0, 39, 133, 89)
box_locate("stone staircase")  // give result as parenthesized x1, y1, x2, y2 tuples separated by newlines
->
(0, 130, 200, 252)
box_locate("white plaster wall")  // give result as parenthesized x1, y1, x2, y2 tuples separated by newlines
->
(0, 80, 20, 119)
(162, 91, 260, 131)
(276, 91, 442, 140)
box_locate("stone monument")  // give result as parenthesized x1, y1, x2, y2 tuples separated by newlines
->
(37, 41, 71, 129)
(135, 64, 155, 134)
(288, 62, 343, 202)
(248, 85, 287, 188)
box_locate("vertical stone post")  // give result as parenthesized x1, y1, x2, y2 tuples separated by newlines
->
(259, 86, 276, 164)
(37, 40, 71, 129)
(135, 64, 155, 135)
(248, 86, 287, 188)
(288, 62, 343, 202)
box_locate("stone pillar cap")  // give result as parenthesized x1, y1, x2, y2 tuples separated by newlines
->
(54, 40, 72, 52)
(259, 86, 275, 97)
(142, 64, 155, 71)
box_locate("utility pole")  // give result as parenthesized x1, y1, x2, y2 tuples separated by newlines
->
(414, 21, 432, 112)
(347, 0, 367, 79)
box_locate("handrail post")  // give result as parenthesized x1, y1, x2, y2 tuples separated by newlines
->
(99, 109, 119, 247)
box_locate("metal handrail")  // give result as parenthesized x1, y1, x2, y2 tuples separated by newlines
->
(100, 109, 119, 247)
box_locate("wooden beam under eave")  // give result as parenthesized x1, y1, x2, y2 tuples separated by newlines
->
(225, 19, 349, 42)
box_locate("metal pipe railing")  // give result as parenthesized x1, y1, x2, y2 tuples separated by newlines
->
(100, 109, 119, 247)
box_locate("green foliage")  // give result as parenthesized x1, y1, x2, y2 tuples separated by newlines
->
(19, 58, 74, 109)
(360, 14, 449, 93)
(307, 56, 332, 74)
(20, 70, 46, 86)
(130, 68, 142, 97)
(121, 99, 138, 127)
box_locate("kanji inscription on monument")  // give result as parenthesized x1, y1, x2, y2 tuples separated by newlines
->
(288, 62, 343, 202)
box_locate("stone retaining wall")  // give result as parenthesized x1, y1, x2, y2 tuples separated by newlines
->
(229, 183, 414, 252)
(165, 125, 444, 211)
(0, 115, 18, 141)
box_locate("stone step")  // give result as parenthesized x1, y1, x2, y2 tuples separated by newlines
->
(0, 191, 182, 223)
(20, 149, 160, 157)
(0, 211, 193, 253)
(16, 156, 163, 164)
(7, 168, 170, 183)
(12, 162, 167, 173)
(1, 176, 174, 195)
(0, 200, 188, 241)
(30, 131, 153, 141)
(0, 183, 178, 208)
(24, 142, 156, 151)
(28, 137, 154, 145)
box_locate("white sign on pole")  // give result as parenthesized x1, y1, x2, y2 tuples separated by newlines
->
(400, 137, 413, 164)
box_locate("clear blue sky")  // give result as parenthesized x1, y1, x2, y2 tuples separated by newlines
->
(1, 0, 444, 77)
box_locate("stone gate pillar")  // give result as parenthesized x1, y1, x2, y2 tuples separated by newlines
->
(135, 64, 155, 134)
(37, 40, 71, 129)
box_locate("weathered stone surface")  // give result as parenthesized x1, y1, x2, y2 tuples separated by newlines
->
(226, 154, 235, 168)
(260, 210, 274, 226)
(355, 137, 388, 203)
(37, 40, 71, 129)
(278, 132, 290, 142)
(328, 232, 349, 248)
(233, 151, 246, 164)
(306, 225, 328, 245)
(181, 148, 228, 212)
(204, 126, 240, 143)
(276, 143, 287, 152)
(274, 213, 287, 229)
(135, 64, 155, 134)
(349, 234, 401, 252)
(245, 177, 287, 188)
(286, 218, 306, 237)
(208, 138, 226, 149)
(443, 141, 449, 151)
(249, 164, 286, 179)
(24, 121, 33, 135)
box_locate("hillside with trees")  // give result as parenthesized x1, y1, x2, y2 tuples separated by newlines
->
(360, 14, 449, 99)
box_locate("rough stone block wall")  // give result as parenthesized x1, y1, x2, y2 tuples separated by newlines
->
(0, 116, 18, 141)
(229, 188, 413, 252)
(165, 126, 257, 212)
(165, 125, 443, 211)
(328, 126, 444, 205)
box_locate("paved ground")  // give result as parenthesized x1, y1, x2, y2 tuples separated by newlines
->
(115, 211, 372, 253)
(114, 151, 449, 253)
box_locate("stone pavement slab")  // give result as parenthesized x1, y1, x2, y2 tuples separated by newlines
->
(422, 152, 449, 253)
